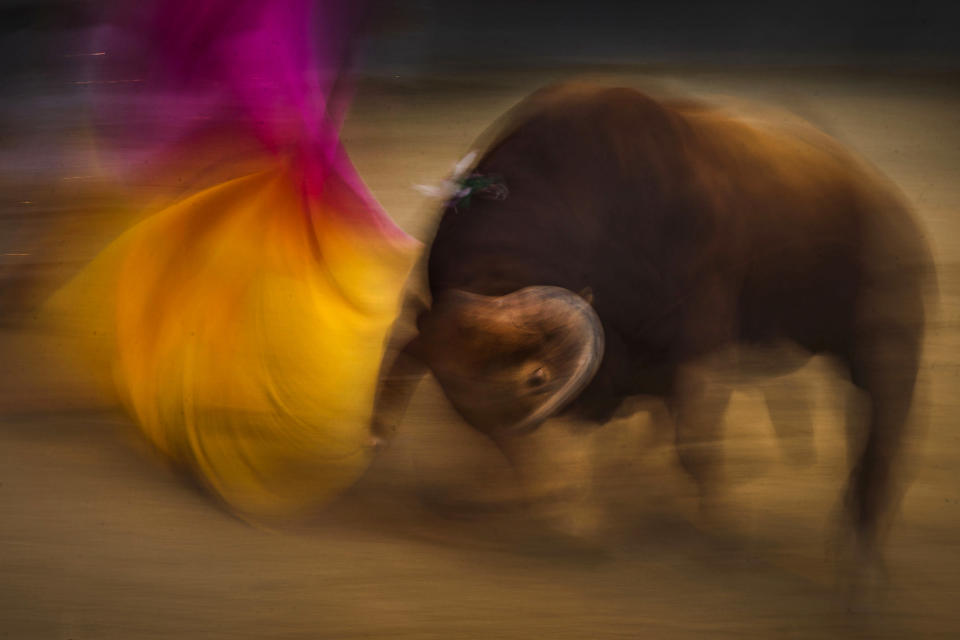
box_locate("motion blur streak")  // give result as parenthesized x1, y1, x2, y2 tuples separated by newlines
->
(43, 0, 418, 517)
(4, 1, 960, 637)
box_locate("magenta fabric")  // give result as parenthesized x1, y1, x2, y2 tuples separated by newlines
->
(95, 0, 408, 237)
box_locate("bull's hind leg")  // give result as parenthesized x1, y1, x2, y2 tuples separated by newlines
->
(842, 320, 922, 563)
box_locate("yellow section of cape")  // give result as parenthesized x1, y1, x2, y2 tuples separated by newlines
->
(47, 167, 417, 518)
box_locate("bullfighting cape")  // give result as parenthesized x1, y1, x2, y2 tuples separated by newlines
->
(45, 0, 418, 518)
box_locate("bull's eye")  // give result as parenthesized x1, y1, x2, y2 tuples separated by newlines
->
(526, 367, 548, 388)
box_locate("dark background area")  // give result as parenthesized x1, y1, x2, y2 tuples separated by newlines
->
(1, 0, 959, 82)
(389, 0, 960, 69)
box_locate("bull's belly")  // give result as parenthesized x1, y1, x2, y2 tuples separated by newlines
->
(691, 340, 815, 384)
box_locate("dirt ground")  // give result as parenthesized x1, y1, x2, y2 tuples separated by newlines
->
(2, 66, 959, 638)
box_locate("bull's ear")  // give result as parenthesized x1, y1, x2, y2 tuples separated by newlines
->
(578, 287, 595, 306)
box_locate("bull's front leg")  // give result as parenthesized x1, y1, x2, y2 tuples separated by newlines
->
(370, 337, 427, 448)
(668, 363, 732, 509)
(490, 418, 603, 539)
(666, 275, 737, 508)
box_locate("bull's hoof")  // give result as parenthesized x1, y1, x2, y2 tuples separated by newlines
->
(826, 523, 890, 612)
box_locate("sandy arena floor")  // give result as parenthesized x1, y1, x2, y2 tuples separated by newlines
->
(1, 66, 959, 638)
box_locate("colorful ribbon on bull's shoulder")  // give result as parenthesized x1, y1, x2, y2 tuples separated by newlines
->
(46, 0, 418, 518)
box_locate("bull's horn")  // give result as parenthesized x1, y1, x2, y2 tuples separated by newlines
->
(504, 286, 604, 432)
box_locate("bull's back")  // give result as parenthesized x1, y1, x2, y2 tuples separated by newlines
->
(682, 105, 931, 355)
(427, 84, 933, 367)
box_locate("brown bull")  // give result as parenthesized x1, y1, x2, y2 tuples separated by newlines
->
(373, 84, 935, 557)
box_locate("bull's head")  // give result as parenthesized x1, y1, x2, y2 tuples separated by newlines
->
(374, 286, 604, 440)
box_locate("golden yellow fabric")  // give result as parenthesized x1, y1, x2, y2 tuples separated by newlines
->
(48, 166, 416, 518)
